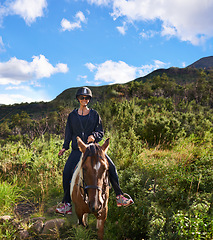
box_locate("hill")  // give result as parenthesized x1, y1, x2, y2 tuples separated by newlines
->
(134, 56, 213, 84)
(133, 67, 203, 84)
(1, 56, 213, 121)
(187, 56, 213, 69)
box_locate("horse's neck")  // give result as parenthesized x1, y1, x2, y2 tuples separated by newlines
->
(70, 155, 83, 198)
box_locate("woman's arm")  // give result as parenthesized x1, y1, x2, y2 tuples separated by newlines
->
(62, 114, 73, 150)
(92, 112, 104, 143)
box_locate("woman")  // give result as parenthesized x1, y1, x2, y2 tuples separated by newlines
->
(56, 87, 134, 214)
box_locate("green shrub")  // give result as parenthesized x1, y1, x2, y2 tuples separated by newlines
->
(140, 113, 184, 146)
(105, 135, 213, 240)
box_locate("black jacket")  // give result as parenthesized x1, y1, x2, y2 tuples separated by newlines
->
(63, 109, 104, 150)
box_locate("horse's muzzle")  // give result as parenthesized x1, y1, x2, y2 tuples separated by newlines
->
(89, 201, 102, 214)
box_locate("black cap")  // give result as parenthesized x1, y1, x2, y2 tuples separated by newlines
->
(76, 87, 92, 99)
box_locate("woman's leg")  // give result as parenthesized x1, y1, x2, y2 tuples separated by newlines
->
(106, 154, 134, 207)
(62, 150, 82, 203)
(105, 154, 123, 196)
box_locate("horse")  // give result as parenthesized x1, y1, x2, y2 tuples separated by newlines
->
(70, 137, 110, 240)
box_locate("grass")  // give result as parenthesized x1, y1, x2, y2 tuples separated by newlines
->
(0, 134, 212, 239)
(0, 178, 21, 216)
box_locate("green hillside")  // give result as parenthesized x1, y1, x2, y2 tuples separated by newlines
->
(134, 66, 213, 84)
(1, 67, 213, 122)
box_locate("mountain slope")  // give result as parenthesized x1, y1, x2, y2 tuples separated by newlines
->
(133, 67, 202, 85)
(134, 56, 213, 84)
(187, 56, 213, 69)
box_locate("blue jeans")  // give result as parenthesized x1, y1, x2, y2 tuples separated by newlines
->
(62, 150, 123, 203)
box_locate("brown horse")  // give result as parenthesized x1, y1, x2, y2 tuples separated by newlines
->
(70, 137, 110, 240)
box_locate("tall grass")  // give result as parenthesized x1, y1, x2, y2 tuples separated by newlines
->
(0, 134, 212, 239)
(0, 135, 65, 213)
(0, 178, 21, 216)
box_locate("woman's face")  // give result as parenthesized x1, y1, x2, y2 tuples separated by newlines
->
(78, 95, 90, 106)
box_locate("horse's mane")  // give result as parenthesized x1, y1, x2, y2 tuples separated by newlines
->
(82, 143, 100, 163)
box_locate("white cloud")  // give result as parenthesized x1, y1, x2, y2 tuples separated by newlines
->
(1, 83, 51, 104)
(77, 75, 88, 81)
(61, 11, 87, 31)
(116, 21, 127, 35)
(6, 85, 31, 91)
(0, 92, 50, 105)
(87, 0, 213, 45)
(161, 23, 177, 38)
(138, 60, 168, 77)
(0, 55, 69, 85)
(1, 0, 47, 25)
(86, 60, 137, 84)
(0, 94, 34, 105)
(0, 36, 5, 51)
(140, 30, 158, 39)
(85, 59, 168, 84)
(85, 62, 96, 72)
(86, 0, 111, 6)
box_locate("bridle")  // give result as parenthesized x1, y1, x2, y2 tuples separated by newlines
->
(84, 184, 102, 192)
(79, 144, 108, 200)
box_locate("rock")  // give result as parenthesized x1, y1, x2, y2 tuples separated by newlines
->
(30, 218, 44, 233)
(19, 229, 29, 239)
(0, 215, 22, 230)
(42, 218, 66, 235)
(0, 215, 12, 223)
(30, 217, 45, 223)
(46, 206, 56, 214)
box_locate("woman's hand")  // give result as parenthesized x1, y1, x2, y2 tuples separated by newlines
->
(58, 148, 66, 156)
(87, 135, 95, 143)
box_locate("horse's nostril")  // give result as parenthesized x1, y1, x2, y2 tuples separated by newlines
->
(89, 202, 101, 213)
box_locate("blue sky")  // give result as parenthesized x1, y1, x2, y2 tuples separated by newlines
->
(0, 0, 213, 105)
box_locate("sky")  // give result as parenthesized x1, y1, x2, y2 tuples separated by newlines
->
(0, 0, 213, 105)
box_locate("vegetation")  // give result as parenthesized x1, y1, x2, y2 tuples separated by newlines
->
(0, 71, 213, 239)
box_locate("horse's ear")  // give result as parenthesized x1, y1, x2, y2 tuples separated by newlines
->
(77, 137, 87, 153)
(101, 138, 110, 154)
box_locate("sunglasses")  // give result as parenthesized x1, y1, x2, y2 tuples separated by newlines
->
(78, 96, 90, 100)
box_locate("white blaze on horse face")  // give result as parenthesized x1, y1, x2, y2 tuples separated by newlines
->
(93, 160, 103, 207)
(93, 161, 101, 204)
(94, 161, 101, 176)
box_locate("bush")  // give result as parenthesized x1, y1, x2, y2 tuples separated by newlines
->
(139, 113, 184, 146)
(105, 135, 213, 240)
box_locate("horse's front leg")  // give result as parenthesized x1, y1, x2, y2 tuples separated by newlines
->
(82, 213, 88, 227)
(77, 214, 88, 227)
(96, 219, 105, 240)
(75, 205, 88, 227)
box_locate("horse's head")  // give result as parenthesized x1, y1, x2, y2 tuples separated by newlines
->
(77, 137, 109, 214)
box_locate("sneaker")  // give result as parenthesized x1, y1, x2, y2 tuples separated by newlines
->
(55, 202, 72, 214)
(116, 193, 134, 208)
